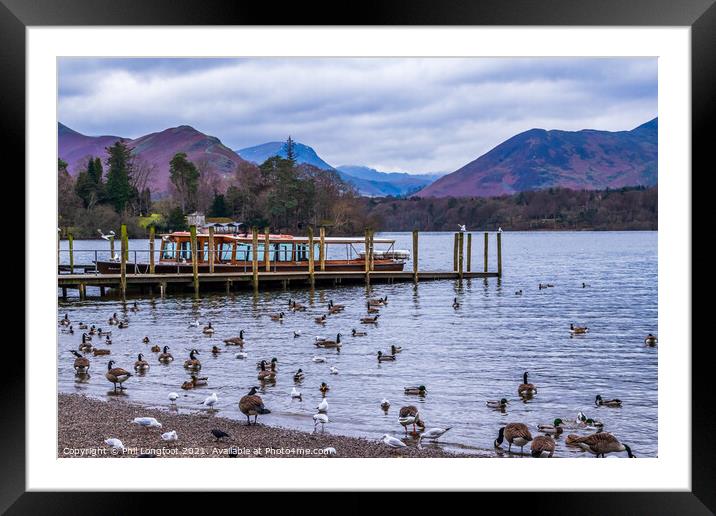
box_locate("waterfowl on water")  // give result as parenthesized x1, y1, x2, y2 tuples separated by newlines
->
(366, 302, 380, 314)
(134, 353, 149, 371)
(79, 334, 93, 353)
(270, 312, 285, 322)
(212, 346, 221, 354)
(576, 412, 604, 430)
(390, 345, 402, 354)
(319, 382, 330, 396)
(352, 329, 367, 337)
(486, 398, 509, 410)
(313, 412, 329, 432)
(421, 427, 451, 440)
(78, 322, 88, 329)
(256, 357, 278, 370)
(69, 350, 90, 374)
(104, 335, 112, 345)
(132, 417, 162, 429)
(291, 387, 302, 399)
(404, 385, 427, 396)
(398, 406, 424, 434)
(582, 282, 590, 288)
(105, 360, 132, 392)
(150, 344, 161, 353)
(290, 299, 307, 312)
(93, 348, 111, 356)
(181, 380, 195, 390)
(98, 328, 112, 337)
(202, 322, 215, 335)
(452, 297, 460, 309)
(595, 394, 622, 407)
(369, 296, 388, 306)
(515, 290, 523, 296)
(518, 371, 537, 396)
(644, 333, 658, 346)
(382, 434, 407, 448)
(59, 314, 71, 326)
(570, 323, 589, 335)
(381, 399, 391, 410)
(330, 366, 339, 375)
(200, 392, 218, 409)
(537, 418, 564, 436)
(88, 326, 97, 335)
(117, 320, 129, 329)
(239, 386, 271, 425)
(312, 356, 326, 363)
(317, 398, 329, 413)
(293, 369, 305, 381)
(494, 422, 533, 453)
(328, 302, 344, 315)
(567, 432, 635, 458)
(188, 319, 200, 328)
(316, 333, 342, 348)
(234, 351, 248, 360)
(293, 330, 301, 338)
(184, 349, 201, 370)
(224, 330, 246, 346)
(257, 361, 277, 382)
(361, 315, 380, 324)
(377, 350, 396, 362)
(315, 314, 327, 324)
(329, 300, 345, 311)
(158, 346, 174, 363)
(142, 336, 150, 344)
(61, 325, 74, 335)
(168, 392, 179, 404)
(191, 375, 209, 387)
(130, 302, 140, 312)
(108, 313, 119, 325)
(531, 435, 556, 457)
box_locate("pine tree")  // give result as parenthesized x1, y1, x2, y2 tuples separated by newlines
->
(169, 152, 200, 214)
(285, 136, 296, 164)
(105, 141, 136, 213)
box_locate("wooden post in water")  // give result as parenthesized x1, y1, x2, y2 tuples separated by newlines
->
(412, 229, 419, 282)
(497, 231, 503, 277)
(264, 227, 270, 272)
(109, 235, 115, 261)
(453, 233, 459, 271)
(364, 229, 371, 284)
(208, 226, 215, 274)
(190, 225, 199, 297)
(251, 227, 259, 290)
(467, 233, 472, 272)
(458, 232, 464, 279)
(120, 224, 128, 298)
(319, 226, 326, 271)
(68, 232, 74, 273)
(149, 225, 155, 274)
(57, 229, 60, 269)
(484, 232, 489, 273)
(79, 283, 86, 300)
(308, 226, 315, 286)
(368, 230, 375, 271)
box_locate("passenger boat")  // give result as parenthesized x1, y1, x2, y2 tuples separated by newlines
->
(95, 230, 409, 274)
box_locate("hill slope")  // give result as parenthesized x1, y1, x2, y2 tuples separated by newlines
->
(236, 141, 334, 170)
(336, 166, 442, 197)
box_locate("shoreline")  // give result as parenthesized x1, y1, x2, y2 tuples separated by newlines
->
(58, 393, 476, 458)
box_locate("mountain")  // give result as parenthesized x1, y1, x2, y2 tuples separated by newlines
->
(58, 123, 251, 193)
(336, 166, 443, 197)
(236, 141, 334, 170)
(417, 118, 658, 198)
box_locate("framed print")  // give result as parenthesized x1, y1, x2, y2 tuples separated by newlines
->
(4, 0, 708, 510)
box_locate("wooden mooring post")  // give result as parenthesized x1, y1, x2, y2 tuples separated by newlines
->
(453, 233, 458, 271)
(497, 231, 503, 277)
(68, 232, 74, 273)
(190, 225, 199, 296)
(264, 227, 271, 272)
(109, 235, 115, 260)
(251, 227, 259, 290)
(466, 233, 472, 272)
(484, 232, 489, 273)
(308, 226, 315, 286)
(458, 232, 464, 280)
(208, 226, 215, 273)
(364, 229, 371, 284)
(412, 229, 419, 282)
(149, 225, 156, 274)
(120, 224, 128, 298)
(319, 226, 326, 271)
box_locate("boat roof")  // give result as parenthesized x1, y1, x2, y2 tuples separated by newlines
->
(162, 232, 395, 244)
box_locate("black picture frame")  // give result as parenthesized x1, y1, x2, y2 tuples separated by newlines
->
(3, 0, 706, 510)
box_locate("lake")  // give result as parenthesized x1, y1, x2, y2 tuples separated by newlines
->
(57, 231, 658, 457)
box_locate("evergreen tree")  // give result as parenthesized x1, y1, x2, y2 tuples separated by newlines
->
(105, 141, 136, 213)
(169, 152, 200, 213)
(208, 192, 229, 217)
(284, 136, 296, 164)
(166, 206, 188, 231)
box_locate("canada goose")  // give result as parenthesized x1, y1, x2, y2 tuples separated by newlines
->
(291, 387, 302, 399)
(537, 418, 564, 436)
(570, 323, 589, 335)
(88, 325, 97, 335)
(369, 296, 388, 306)
(132, 417, 162, 429)
(184, 349, 201, 370)
(212, 345, 221, 354)
(105, 360, 132, 392)
(595, 394, 622, 407)
(256, 357, 278, 370)
(150, 344, 161, 353)
(134, 353, 149, 371)
(93, 348, 111, 356)
(329, 300, 345, 311)
(377, 350, 396, 362)
(315, 314, 327, 324)
(404, 385, 427, 396)
(421, 427, 451, 440)
(202, 322, 215, 335)
(319, 382, 330, 396)
(290, 299, 307, 312)
(361, 315, 380, 324)
(142, 336, 150, 344)
(382, 434, 407, 448)
(494, 423, 533, 453)
(130, 302, 140, 312)
(270, 312, 285, 322)
(366, 302, 379, 314)
(78, 336, 93, 353)
(452, 297, 460, 309)
(317, 398, 329, 413)
(59, 314, 71, 326)
(352, 329, 367, 337)
(168, 392, 179, 404)
(257, 361, 277, 382)
(390, 344, 402, 354)
(211, 429, 230, 441)
(531, 435, 556, 457)
(381, 399, 391, 410)
(200, 392, 219, 409)
(486, 398, 509, 410)
(293, 369, 305, 381)
(224, 330, 246, 346)
(61, 325, 74, 335)
(328, 302, 343, 315)
(313, 412, 329, 432)
(518, 371, 537, 396)
(158, 345, 174, 363)
(239, 386, 271, 425)
(69, 350, 90, 374)
(644, 333, 658, 346)
(161, 430, 178, 442)
(398, 406, 425, 434)
(316, 333, 342, 348)
(567, 432, 635, 458)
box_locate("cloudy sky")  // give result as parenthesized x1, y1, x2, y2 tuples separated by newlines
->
(58, 57, 657, 174)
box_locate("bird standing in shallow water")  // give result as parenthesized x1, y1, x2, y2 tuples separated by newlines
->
(382, 434, 407, 449)
(567, 432, 635, 458)
(494, 423, 533, 454)
(239, 386, 271, 425)
(531, 435, 555, 457)
(105, 360, 132, 392)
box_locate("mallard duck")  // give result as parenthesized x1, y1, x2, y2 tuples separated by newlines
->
(257, 360, 277, 382)
(390, 344, 402, 354)
(158, 345, 174, 363)
(595, 394, 622, 407)
(93, 348, 111, 356)
(98, 328, 112, 337)
(104, 335, 112, 345)
(239, 386, 271, 425)
(486, 398, 509, 410)
(531, 435, 556, 457)
(377, 350, 396, 362)
(270, 312, 285, 322)
(644, 333, 658, 346)
(293, 368, 305, 381)
(61, 325, 74, 335)
(212, 345, 221, 354)
(105, 360, 132, 392)
(518, 371, 537, 396)
(117, 320, 129, 329)
(352, 329, 367, 337)
(183, 349, 201, 370)
(224, 330, 246, 346)
(191, 375, 209, 387)
(150, 344, 161, 353)
(452, 297, 460, 309)
(576, 412, 604, 430)
(142, 336, 150, 344)
(78, 322, 88, 330)
(361, 315, 380, 324)
(316, 333, 342, 348)
(366, 302, 380, 314)
(181, 380, 194, 390)
(494, 422, 533, 453)
(404, 385, 427, 396)
(398, 406, 424, 434)
(319, 382, 330, 396)
(314, 314, 327, 324)
(202, 322, 215, 335)
(69, 350, 90, 374)
(566, 432, 635, 458)
(134, 353, 150, 371)
(537, 418, 564, 435)
(570, 323, 589, 335)
(381, 398, 390, 410)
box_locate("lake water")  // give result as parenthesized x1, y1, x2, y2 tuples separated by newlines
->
(57, 231, 658, 457)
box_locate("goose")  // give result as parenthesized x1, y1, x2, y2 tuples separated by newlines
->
(398, 406, 425, 434)
(183, 349, 201, 371)
(79, 334, 94, 353)
(319, 382, 330, 396)
(150, 344, 161, 353)
(61, 325, 74, 335)
(257, 361, 277, 382)
(158, 346, 174, 363)
(330, 366, 339, 375)
(328, 302, 343, 315)
(142, 336, 150, 344)
(452, 297, 460, 309)
(239, 386, 271, 425)
(290, 299, 307, 312)
(168, 392, 179, 404)
(104, 438, 124, 451)
(352, 329, 367, 337)
(570, 323, 589, 335)
(595, 394, 622, 408)
(88, 325, 97, 335)
(314, 314, 327, 324)
(224, 330, 246, 346)
(567, 432, 635, 458)
(161, 430, 178, 442)
(291, 387, 302, 399)
(92, 348, 111, 357)
(381, 398, 391, 410)
(316, 333, 342, 349)
(104, 335, 112, 346)
(212, 345, 221, 354)
(317, 398, 329, 413)
(644, 333, 658, 346)
(130, 302, 140, 312)
(293, 330, 302, 338)
(494, 423, 533, 453)
(78, 322, 88, 330)
(293, 369, 305, 381)
(105, 360, 132, 392)
(211, 429, 230, 442)
(329, 300, 345, 311)
(59, 314, 71, 326)
(369, 296, 388, 306)
(202, 322, 215, 335)
(313, 412, 329, 432)
(382, 434, 407, 448)
(421, 427, 451, 440)
(377, 350, 396, 362)
(108, 313, 119, 325)
(537, 418, 564, 436)
(518, 371, 537, 396)
(69, 350, 90, 374)
(361, 315, 380, 324)
(366, 302, 380, 314)
(200, 392, 219, 409)
(234, 351, 248, 360)
(256, 357, 278, 370)
(390, 344, 402, 354)
(404, 385, 427, 396)
(134, 353, 150, 371)
(312, 356, 327, 363)
(531, 435, 556, 457)
(132, 417, 162, 429)
(486, 398, 509, 410)
(270, 312, 285, 322)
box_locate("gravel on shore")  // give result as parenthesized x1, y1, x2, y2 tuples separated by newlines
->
(58, 393, 471, 458)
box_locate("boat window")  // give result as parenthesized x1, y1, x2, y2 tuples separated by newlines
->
(179, 241, 191, 261)
(162, 241, 176, 260)
(220, 242, 233, 262)
(277, 243, 291, 262)
(236, 243, 251, 262)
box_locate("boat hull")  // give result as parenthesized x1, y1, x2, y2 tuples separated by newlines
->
(95, 260, 404, 274)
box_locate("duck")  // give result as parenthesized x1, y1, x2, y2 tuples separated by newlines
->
(421, 427, 451, 440)
(566, 432, 635, 458)
(78, 322, 88, 330)
(105, 360, 132, 392)
(183, 349, 201, 370)
(181, 380, 194, 390)
(452, 297, 460, 309)
(200, 392, 218, 409)
(239, 386, 271, 425)
(595, 394, 622, 408)
(134, 353, 150, 371)
(291, 387, 302, 399)
(381, 398, 391, 411)
(398, 406, 425, 434)
(390, 344, 402, 354)
(98, 328, 112, 337)
(494, 422, 533, 453)
(515, 290, 523, 295)
(92, 348, 111, 356)
(150, 344, 161, 353)
(202, 322, 215, 335)
(88, 325, 97, 335)
(377, 350, 396, 362)
(224, 330, 245, 346)
(69, 350, 90, 374)
(317, 398, 329, 413)
(537, 418, 564, 436)
(161, 430, 178, 442)
(132, 417, 162, 430)
(293, 369, 305, 381)
(352, 329, 367, 337)
(78, 334, 93, 353)
(404, 385, 427, 396)
(168, 392, 179, 404)
(191, 375, 209, 387)
(582, 282, 590, 288)
(313, 413, 329, 432)
(315, 333, 342, 349)
(570, 323, 589, 335)
(319, 382, 330, 396)
(290, 299, 307, 312)
(117, 320, 129, 329)
(312, 356, 327, 363)
(486, 398, 509, 410)
(142, 336, 150, 344)
(158, 345, 174, 363)
(61, 325, 74, 335)
(366, 302, 380, 314)
(382, 434, 407, 449)
(211, 345, 221, 354)
(257, 361, 277, 382)
(531, 435, 556, 457)
(361, 315, 380, 324)
(234, 351, 248, 360)
(108, 313, 119, 325)
(314, 314, 327, 324)
(576, 412, 605, 430)
(104, 335, 112, 346)
(518, 371, 537, 396)
(644, 333, 658, 346)
(270, 312, 285, 322)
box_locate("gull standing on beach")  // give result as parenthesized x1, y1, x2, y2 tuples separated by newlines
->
(201, 392, 219, 409)
(104, 438, 124, 450)
(161, 430, 178, 442)
(382, 435, 407, 448)
(313, 413, 329, 432)
(168, 392, 179, 404)
(132, 417, 162, 430)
